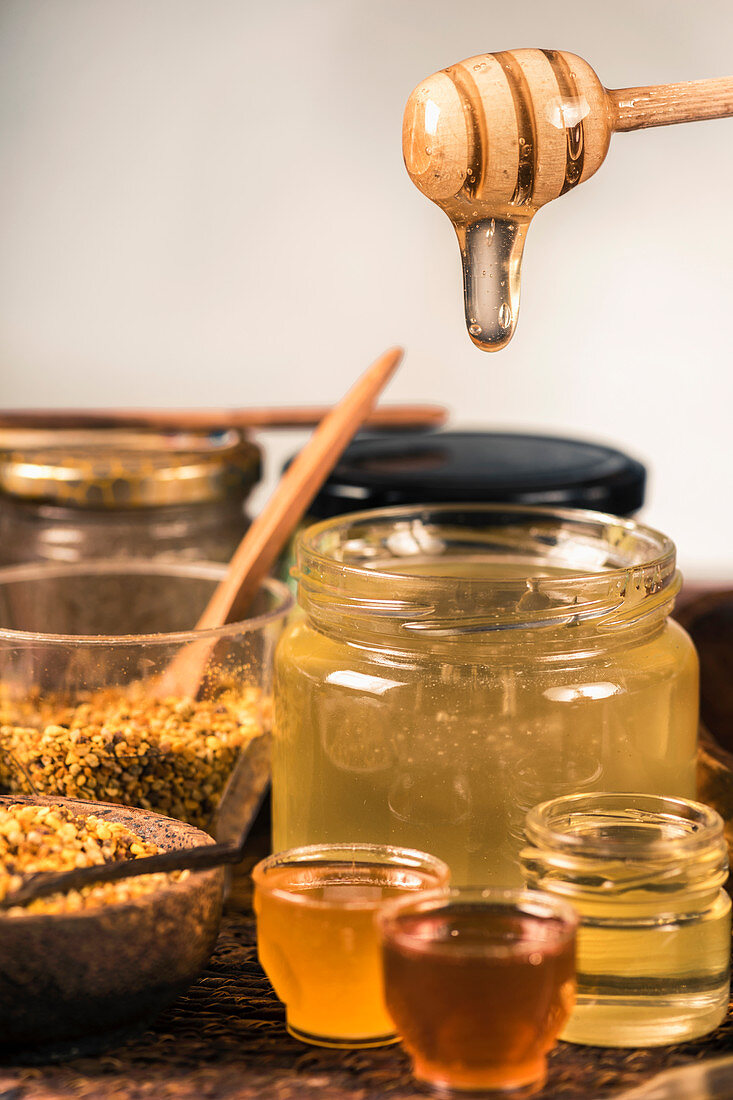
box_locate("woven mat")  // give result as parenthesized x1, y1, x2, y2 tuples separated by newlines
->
(2, 911, 732, 1100)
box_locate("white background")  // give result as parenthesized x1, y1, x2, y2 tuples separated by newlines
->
(1, 1, 731, 576)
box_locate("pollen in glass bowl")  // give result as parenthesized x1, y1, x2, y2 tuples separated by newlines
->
(0, 560, 292, 832)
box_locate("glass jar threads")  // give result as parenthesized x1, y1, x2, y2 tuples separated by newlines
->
(272, 505, 698, 885)
(0, 428, 261, 565)
(521, 793, 731, 1046)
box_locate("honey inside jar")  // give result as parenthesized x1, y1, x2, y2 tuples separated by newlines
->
(379, 888, 577, 1093)
(273, 505, 698, 885)
(252, 843, 449, 1048)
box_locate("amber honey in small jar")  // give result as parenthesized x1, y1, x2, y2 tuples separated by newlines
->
(253, 843, 449, 1048)
(378, 887, 577, 1093)
(521, 793, 731, 1046)
(0, 428, 260, 565)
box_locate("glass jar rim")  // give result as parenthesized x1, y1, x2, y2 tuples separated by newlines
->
(0, 559, 293, 646)
(295, 503, 679, 636)
(298, 503, 674, 584)
(0, 427, 262, 508)
(377, 886, 579, 956)
(524, 792, 725, 861)
(252, 842, 451, 910)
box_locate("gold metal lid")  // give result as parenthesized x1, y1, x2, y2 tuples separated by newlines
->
(0, 428, 262, 508)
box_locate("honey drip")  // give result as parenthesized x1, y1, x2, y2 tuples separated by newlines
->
(458, 216, 531, 351)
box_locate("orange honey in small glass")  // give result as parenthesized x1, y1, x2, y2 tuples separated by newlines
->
(252, 843, 450, 1048)
(379, 887, 578, 1093)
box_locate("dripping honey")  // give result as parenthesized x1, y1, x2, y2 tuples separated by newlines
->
(403, 49, 610, 351)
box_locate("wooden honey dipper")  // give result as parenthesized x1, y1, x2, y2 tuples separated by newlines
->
(402, 49, 733, 351)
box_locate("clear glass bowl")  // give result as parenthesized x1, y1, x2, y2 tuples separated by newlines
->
(0, 560, 292, 830)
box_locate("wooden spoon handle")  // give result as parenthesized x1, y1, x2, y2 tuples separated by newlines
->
(0, 404, 446, 433)
(157, 347, 403, 698)
(607, 75, 733, 132)
(196, 347, 403, 630)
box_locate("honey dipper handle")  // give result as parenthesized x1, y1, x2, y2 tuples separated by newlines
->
(607, 75, 733, 132)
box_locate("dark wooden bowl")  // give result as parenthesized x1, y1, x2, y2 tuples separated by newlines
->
(0, 794, 225, 1061)
(676, 591, 733, 848)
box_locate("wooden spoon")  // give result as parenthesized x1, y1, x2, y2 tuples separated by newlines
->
(157, 346, 403, 698)
(1, 347, 402, 909)
(0, 349, 404, 909)
(0, 402, 443, 433)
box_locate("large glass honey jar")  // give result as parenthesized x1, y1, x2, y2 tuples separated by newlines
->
(272, 505, 699, 885)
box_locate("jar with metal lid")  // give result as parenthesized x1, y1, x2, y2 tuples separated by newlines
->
(272, 505, 698, 886)
(0, 428, 261, 565)
(521, 793, 731, 1047)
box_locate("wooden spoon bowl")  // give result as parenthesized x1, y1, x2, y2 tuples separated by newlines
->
(0, 794, 225, 1062)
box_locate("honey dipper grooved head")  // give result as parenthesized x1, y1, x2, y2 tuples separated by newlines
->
(402, 48, 612, 216)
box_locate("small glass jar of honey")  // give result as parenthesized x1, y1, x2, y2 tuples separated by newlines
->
(378, 887, 577, 1093)
(252, 842, 449, 1048)
(272, 505, 698, 885)
(521, 792, 731, 1046)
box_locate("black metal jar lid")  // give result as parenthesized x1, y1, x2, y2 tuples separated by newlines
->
(299, 430, 646, 519)
(0, 428, 262, 509)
